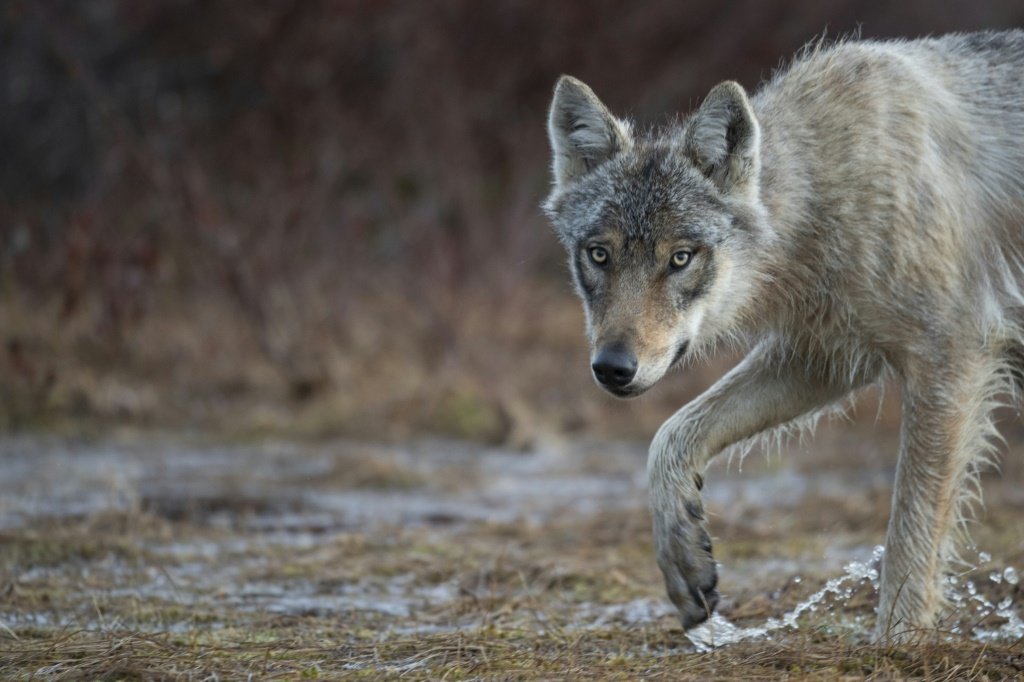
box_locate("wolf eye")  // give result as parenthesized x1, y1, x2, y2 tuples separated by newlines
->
(670, 250, 693, 270)
(589, 246, 609, 266)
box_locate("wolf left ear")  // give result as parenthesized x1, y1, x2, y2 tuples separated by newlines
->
(685, 81, 761, 197)
(547, 76, 633, 189)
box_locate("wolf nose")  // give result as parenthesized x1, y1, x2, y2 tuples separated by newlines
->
(592, 347, 638, 388)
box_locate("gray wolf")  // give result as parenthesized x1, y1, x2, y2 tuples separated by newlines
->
(542, 30, 1024, 641)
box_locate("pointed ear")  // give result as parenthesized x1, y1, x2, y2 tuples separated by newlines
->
(684, 81, 761, 197)
(547, 75, 633, 188)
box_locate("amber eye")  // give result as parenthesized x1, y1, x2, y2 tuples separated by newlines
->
(670, 250, 693, 270)
(589, 246, 609, 266)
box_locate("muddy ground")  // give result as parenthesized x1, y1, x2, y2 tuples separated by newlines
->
(1, 427, 1023, 679)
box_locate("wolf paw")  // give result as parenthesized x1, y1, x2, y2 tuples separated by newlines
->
(652, 500, 719, 628)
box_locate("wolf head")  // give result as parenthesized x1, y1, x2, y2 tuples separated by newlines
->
(543, 76, 773, 397)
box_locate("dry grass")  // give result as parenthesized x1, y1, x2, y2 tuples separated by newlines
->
(6, 627, 1023, 680)
(2, 509, 1022, 680)
(0, 283, 742, 446)
(2, 436, 1023, 680)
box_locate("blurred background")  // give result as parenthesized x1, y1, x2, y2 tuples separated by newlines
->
(4, 0, 1024, 447)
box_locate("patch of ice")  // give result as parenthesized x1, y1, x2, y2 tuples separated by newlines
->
(1003, 567, 1019, 585)
(579, 598, 676, 629)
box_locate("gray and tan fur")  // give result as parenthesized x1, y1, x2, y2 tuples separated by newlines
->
(542, 31, 1024, 641)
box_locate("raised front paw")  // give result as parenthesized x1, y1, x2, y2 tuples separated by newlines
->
(652, 496, 719, 629)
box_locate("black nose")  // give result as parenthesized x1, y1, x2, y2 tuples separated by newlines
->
(592, 346, 638, 388)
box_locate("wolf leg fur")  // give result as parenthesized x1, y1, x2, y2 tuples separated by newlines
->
(648, 340, 875, 627)
(876, 353, 1001, 641)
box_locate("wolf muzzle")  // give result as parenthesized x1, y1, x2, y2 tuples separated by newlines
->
(592, 345, 638, 389)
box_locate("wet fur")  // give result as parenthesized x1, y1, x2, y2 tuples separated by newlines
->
(543, 31, 1024, 641)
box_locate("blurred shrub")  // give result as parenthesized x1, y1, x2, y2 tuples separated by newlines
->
(2, 1, 1022, 439)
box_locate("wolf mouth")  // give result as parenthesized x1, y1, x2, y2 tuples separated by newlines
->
(671, 341, 690, 367)
(602, 383, 643, 399)
(601, 342, 691, 399)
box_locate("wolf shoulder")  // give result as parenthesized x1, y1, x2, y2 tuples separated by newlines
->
(751, 30, 1024, 212)
(757, 30, 1024, 127)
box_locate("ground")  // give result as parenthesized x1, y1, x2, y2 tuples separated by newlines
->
(1, 427, 1023, 679)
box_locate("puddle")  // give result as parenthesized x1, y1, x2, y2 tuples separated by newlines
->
(0, 437, 651, 531)
(576, 598, 676, 628)
(0, 436, 889, 533)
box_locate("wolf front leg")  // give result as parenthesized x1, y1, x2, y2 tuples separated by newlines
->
(648, 341, 871, 629)
(876, 356, 997, 642)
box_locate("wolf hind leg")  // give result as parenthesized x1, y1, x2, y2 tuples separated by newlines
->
(876, 352, 1005, 641)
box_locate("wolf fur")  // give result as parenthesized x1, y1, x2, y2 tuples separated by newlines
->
(542, 31, 1024, 641)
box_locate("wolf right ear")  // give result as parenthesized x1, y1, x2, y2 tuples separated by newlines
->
(685, 81, 761, 197)
(547, 76, 633, 189)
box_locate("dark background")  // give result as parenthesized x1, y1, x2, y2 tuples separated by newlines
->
(3, 1, 1024, 445)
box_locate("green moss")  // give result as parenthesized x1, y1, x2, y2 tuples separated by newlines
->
(0, 534, 138, 568)
(429, 386, 510, 444)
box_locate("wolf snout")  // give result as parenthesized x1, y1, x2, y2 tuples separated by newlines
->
(592, 345, 638, 388)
